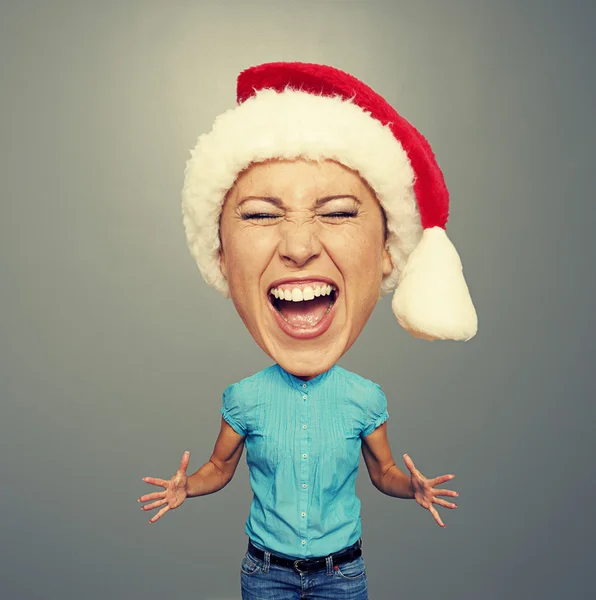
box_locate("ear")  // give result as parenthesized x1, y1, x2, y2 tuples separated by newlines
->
(382, 246, 393, 278)
(219, 248, 228, 280)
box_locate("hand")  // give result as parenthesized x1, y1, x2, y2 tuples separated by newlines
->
(403, 453, 458, 528)
(138, 451, 191, 523)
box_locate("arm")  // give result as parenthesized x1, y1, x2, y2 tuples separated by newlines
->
(361, 422, 414, 499)
(186, 418, 245, 497)
(362, 422, 460, 527)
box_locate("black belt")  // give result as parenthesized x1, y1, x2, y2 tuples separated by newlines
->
(248, 539, 362, 574)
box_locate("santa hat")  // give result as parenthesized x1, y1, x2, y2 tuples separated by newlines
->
(182, 62, 477, 341)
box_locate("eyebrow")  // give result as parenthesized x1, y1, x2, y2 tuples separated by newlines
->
(238, 196, 284, 208)
(315, 195, 361, 208)
(237, 195, 361, 208)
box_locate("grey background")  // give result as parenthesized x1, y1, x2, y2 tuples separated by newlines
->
(1, 0, 594, 599)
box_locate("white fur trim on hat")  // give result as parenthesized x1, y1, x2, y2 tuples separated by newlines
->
(181, 88, 421, 298)
(392, 227, 478, 341)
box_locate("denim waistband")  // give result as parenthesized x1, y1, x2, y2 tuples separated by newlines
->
(247, 538, 363, 574)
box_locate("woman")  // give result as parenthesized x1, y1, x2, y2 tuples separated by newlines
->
(138, 62, 477, 599)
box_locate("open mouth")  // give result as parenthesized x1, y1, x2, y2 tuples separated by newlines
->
(268, 283, 338, 330)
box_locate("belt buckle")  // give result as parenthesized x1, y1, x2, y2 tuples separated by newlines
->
(293, 559, 309, 574)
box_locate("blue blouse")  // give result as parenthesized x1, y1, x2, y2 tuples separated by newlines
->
(221, 363, 389, 559)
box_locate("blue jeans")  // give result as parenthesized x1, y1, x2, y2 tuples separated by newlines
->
(240, 542, 368, 599)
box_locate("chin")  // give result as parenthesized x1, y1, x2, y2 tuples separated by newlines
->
(288, 354, 333, 377)
(263, 330, 350, 378)
(274, 353, 336, 379)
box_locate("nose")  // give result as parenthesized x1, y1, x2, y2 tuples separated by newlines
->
(278, 221, 322, 268)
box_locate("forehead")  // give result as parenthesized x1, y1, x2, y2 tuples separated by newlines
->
(229, 158, 372, 203)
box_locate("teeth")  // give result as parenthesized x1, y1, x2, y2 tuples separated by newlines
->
(270, 283, 336, 302)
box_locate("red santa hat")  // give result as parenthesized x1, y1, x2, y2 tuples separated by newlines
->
(182, 62, 478, 341)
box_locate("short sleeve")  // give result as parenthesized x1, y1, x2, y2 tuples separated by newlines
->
(361, 383, 389, 438)
(221, 384, 247, 436)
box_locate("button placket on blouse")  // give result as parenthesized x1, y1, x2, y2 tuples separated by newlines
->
(298, 383, 310, 553)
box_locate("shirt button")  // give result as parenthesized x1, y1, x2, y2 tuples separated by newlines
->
(302, 395, 307, 400)
(301, 540, 306, 545)
(302, 424, 307, 429)
(301, 483, 307, 489)
(301, 512, 306, 517)
(302, 384, 307, 389)
(302, 453, 308, 458)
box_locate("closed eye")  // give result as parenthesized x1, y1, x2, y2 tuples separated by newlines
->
(320, 211, 358, 218)
(241, 213, 282, 221)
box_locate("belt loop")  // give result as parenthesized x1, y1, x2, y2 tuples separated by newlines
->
(325, 555, 334, 576)
(263, 550, 271, 573)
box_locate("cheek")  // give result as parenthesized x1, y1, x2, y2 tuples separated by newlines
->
(325, 230, 385, 280)
(222, 230, 275, 287)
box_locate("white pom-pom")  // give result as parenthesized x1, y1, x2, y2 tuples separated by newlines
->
(392, 227, 478, 341)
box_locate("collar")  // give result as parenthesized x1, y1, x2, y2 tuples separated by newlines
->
(275, 363, 335, 391)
